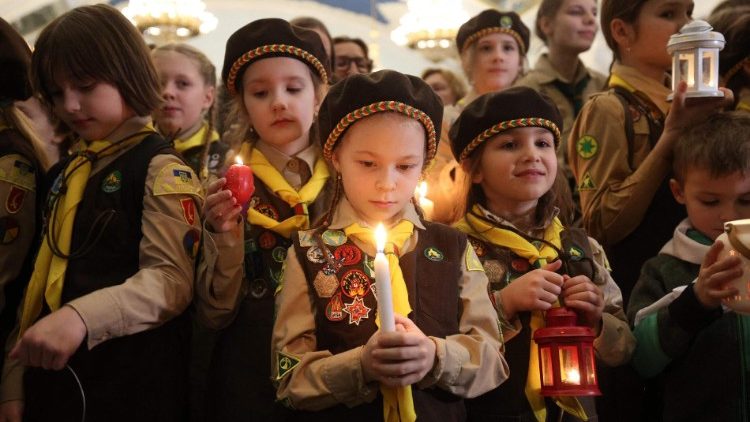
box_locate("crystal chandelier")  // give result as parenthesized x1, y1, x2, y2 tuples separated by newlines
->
(122, 0, 218, 44)
(390, 0, 469, 62)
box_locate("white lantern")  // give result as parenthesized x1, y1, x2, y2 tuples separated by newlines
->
(667, 20, 725, 101)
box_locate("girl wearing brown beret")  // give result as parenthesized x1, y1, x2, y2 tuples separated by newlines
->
(271, 70, 508, 421)
(451, 87, 635, 421)
(195, 18, 332, 420)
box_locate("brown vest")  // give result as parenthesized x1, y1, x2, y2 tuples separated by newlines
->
(289, 221, 468, 421)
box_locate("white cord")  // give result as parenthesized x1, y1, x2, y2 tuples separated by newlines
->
(65, 364, 86, 422)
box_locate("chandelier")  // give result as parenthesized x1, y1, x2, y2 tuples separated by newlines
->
(122, 0, 218, 44)
(390, 0, 469, 62)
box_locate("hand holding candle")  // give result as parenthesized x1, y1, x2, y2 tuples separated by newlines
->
(374, 223, 396, 332)
(415, 182, 434, 221)
(225, 155, 254, 207)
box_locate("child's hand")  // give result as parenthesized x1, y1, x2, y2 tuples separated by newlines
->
(498, 260, 564, 320)
(695, 241, 741, 309)
(662, 81, 734, 148)
(204, 177, 242, 232)
(10, 306, 87, 370)
(562, 275, 604, 334)
(0, 400, 22, 422)
(361, 314, 436, 388)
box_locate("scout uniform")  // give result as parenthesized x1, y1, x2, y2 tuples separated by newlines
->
(0, 115, 204, 421)
(0, 18, 45, 376)
(426, 10, 530, 225)
(194, 19, 333, 421)
(629, 219, 750, 422)
(165, 121, 230, 180)
(449, 88, 634, 421)
(272, 70, 508, 420)
(515, 53, 606, 203)
(567, 62, 685, 304)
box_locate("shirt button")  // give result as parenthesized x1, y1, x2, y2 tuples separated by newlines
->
(288, 160, 298, 171)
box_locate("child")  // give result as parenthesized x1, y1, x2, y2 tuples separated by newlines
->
(628, 111, 750, 422)
(0, 5, 203, 421)
(0, 18, 49, 376)
(450, 87, 635, 421)
(709, 5, 750, 112)
(271, 70, 508, 420)
(428, 9, 531, 225)
(195, 18, 332, 420)
(152, 43, 230, 179)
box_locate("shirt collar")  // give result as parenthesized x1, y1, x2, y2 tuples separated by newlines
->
(532, 53, 591, 85)
(328, 196, 425, 231)
(254, 140, 317, 175)
(476, 203, 559, 235)
(611, 62, 671, 115)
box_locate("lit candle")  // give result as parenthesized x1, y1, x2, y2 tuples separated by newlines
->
(564, 368, 581, 385)
(225, 155, 254, 207)
(415, 181, 434, 221)
(374, 223, 395, 332)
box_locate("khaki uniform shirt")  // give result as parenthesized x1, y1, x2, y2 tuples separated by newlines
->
(0, 116, 204, 402)
(195, 141, 318, 329)
(567, 63, 671, 246)
(271, 198, 508, 411)
(515, 54, 607, 174)
(475, 206, 635, 366)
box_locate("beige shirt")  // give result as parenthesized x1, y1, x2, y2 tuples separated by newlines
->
(272, 198, 509, 411)
(567, 63, 672, 246)
(0, 116, 204, 402)
(476, 206, 635, 366)
(255, 140, 317, 191)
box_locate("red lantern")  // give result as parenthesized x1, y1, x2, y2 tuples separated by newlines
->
(533, 307, 601, 396)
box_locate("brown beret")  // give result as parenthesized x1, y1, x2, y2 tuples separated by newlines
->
(449, 86, 562, 161)
(318, 70, 443, 164)
(456, 9, 530, 55)
(222, 18, 330, 96)
(0, 18, 32, 102)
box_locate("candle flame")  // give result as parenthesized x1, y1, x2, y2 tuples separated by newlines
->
(375, 223, 386, 252)
(235, 155, 244, 165)
(416, 181, 427, 199)
(565, 368, 581, 384)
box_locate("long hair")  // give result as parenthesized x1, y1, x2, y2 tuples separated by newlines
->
(1, 105, 50, 170)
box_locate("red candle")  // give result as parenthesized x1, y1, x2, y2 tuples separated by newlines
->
(225, 156, 254, 206)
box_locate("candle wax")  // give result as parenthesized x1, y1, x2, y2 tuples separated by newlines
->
(375, 251, 395, 332)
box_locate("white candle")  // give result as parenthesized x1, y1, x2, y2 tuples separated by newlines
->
(374, 223, 395, 332)
(416, 181, 434, 221)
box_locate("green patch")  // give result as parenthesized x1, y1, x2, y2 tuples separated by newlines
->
(568, 245, 585, 261)
(276, 352, 300, 380)
(578, 172, 596, 191)
(576, 135, 598, 159)
(424, 246, 444, 262)
(101, 170, 122, 193)
(321, 229, 347, 247)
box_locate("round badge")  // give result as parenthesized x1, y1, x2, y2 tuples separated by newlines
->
(511, 258, 530, 273)
(255, 203, 280, 220)
(321, 230, 347, 247)
(258, 231, 277, 250)
(500, 15, 513, 28)
(424, 246, 444, 262)
(250, 278, 268, 299)
(340, 269, 371, 298)
(101, 170, 122, 193)
(576, 135, 598, 160)
(326, 293, 345, 321)
(272, 246, 287, 263)
(334, 244, 362, 266)
(306, 246, 327, 264)
(0, 217, 20, 245)
(182, 228, 200, 259)
(568, 246, 585, 262)
(322, 260, 341, 276)
(469, 238, 486, 257)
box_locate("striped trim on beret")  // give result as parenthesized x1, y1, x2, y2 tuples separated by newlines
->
(462, 27, 526, 55)
(459, 117, 560, 161)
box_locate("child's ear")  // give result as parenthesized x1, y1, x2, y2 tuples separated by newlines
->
(610, 18, 635, 53)
(203, 86, 215, 110)
(331, 150, 342, 173)
(538, 15, 554, 41)
(669, 178, 687, 204)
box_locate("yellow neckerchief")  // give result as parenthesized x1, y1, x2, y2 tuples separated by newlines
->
(455, 206, 588, 421)
(344, 220, 417, 422)
(738, 100, 750, 113)
(241, 143, 329, 238)
(19, 124, 155, 336)
(172, 122, 219, 154)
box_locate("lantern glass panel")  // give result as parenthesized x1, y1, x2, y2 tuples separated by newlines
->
(558, 345, 581, 385)
(540, 346, 554, 386)
(702, 50, 716, 88)
(583, 345, 597, 385)
(678, 52, 695, 87)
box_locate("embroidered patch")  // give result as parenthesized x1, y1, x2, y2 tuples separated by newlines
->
(0, 217, 19, 244)
(298, 230, 316, 247)
(179, 198, 196, 225)
(276, 352, 300, 380)
(250, 278, 268, 299)
(578, 171, 596, 191)
(363, 255, 375, 278)
(321, 229, 347, 247)
(326, 292, 345, 321)
(334, 244, 362, 266)
(306, 246, 327, 264)
(269, 266, 283, 284)
(322, 258, 343, 276)
(272, 246, 287, 263)
(153, 163, 202, 197)
(569, 245, 585, 262)
(484, 259, 508, 287)
(5, 186, 25, 214)
(576, 136, 598, 159)
(0, 156, 35, 191)
(248, 196, 261, 209)
(465, 246, 484, 272)
(182, 228, 200, 259)
(313, 271, 339, 298)
(469, 238, 486, 257)
(258, 231, 277, 250)
(424, 247, 444, 262)
(101, 170, 122, 193)
(255, 203, 279, 220)
(340, 269, 371, 298)
(343, 297, 371, 325)
(511, 258, 530, 273)
(500, 15, 513, 28)
(244, 239, 257, 254)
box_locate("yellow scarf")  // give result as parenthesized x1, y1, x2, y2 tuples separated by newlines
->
(241, 143, 329, 238)
(455, 206, 588, 421)
(19, 126, 154, 336)
(344, 220, 417, 422)
(172, 123, 219, 154)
